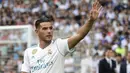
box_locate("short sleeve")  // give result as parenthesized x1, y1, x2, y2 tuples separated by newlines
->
(56, 38, 75, 56)
(21, 49, 30, 72)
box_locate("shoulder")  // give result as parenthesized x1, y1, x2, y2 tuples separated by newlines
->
(24, 45, 38, 54)
(112, 59, 116, 63)
(99, 58, 106, 63)
(56, 38, 67, 41)
(100, 58, 106, 61)
(54, 38, 68, 43)
(121, 60, 127, 65)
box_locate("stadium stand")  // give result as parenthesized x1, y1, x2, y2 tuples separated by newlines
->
(0, 0, 130, 73)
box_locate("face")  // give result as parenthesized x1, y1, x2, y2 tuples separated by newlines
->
(116, 56, 122, 62)
(36, 22, 53, 42)
(105, 50, 113, 58)
(110, 51, 115, 58)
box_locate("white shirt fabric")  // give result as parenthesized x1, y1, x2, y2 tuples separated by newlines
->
(21, 38, 74, 73)
(121, 39, 128, 48)
(112, 44, 118, 51)
(105, 57, 112, 68)
(42, 2, 48, 11)
(64, 57, 74, 73)
(58, 0, 69, 10)
(128, 43, 130, 51)
(81, 57, 99, 73)
(106, 10, 115, 20)
(97, 50, 104, 57)
(81, 57, 93, 73)
(115, 63, 120, 73)
(127, 61, 130, 73)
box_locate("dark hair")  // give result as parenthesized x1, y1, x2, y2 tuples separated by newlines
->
(103, 48, 112, 56)
(116, 53, 122, 57)
(35, 15, 54, 29)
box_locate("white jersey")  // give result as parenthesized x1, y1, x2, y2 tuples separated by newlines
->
(21, 38, 74, 73)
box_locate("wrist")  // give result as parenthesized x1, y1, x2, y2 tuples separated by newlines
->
(89, 18, 96, 22)
(86, 18, 95, 24)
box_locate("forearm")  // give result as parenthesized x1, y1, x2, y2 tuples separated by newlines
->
(77, 18, 95, 39)
(68, 0, 101, 49)
(68, 18, 95, 49)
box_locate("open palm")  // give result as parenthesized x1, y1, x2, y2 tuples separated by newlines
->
(89, 0, 102, 21)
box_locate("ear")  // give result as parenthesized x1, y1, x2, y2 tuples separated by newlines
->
(35, 29, 38, 33)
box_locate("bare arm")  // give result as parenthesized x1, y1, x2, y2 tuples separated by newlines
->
(68, 0, 102, 49)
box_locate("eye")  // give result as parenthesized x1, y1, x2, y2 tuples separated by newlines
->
(49, 26, 53, 30)
(42, 27, 48, 30)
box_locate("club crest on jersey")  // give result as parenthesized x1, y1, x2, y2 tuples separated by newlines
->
(32, 49, 37, 55)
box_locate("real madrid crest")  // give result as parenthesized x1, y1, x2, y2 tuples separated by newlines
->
(32, 49, 37, 55)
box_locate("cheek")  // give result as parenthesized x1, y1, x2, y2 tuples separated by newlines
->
(110, 53, 113, 56)
(128, 56, 130, 59)
(39, 30, 46, 34)
(51, 31, 53, 34)
(38, 31, 45, 37)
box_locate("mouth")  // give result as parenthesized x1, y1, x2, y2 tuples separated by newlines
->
(46, 35, 52, 38)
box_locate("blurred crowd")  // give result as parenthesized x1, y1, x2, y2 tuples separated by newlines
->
(0, 0, 130, 73)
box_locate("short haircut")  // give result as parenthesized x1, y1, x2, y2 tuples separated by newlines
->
(116, 53, 122, 57)
(35, 15, 54, 29)
(103, 47, 112, 56)
(104, 47, 112, 52)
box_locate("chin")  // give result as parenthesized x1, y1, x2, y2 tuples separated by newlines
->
(46, 39, 52, 42)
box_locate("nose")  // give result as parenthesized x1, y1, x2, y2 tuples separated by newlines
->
(47, 28, 52, 33)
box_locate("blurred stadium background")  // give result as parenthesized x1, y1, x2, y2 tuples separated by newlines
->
(0, 0, 130, 73)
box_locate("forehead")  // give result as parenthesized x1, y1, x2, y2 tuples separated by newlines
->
(40, 22, 52, 27)
(106, 50, 112, 53)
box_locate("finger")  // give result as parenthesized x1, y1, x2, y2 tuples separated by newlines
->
(96, 1, 101, 10)
(90, 10, 93, 17)
(93, 0, 98, 6)
(92, 1, 97, 9)
(95, 1, 101, 9)
(97, 1, 101, 8)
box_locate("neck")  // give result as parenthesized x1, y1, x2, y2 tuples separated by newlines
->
(118, 61, 121, 64)
(39, 40, 51, 49)
(106, 56, 110, 59)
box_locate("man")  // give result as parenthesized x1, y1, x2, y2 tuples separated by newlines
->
(120, 52, 130, 73)
(115, 54, 122, 73)
(98, 48, 116, 73)
(21, 0, 102, 73)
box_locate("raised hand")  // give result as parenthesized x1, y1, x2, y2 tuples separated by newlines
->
(89, 0, 102, 21)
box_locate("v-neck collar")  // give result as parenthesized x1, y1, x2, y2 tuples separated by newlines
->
(37, 40, 54, 50)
